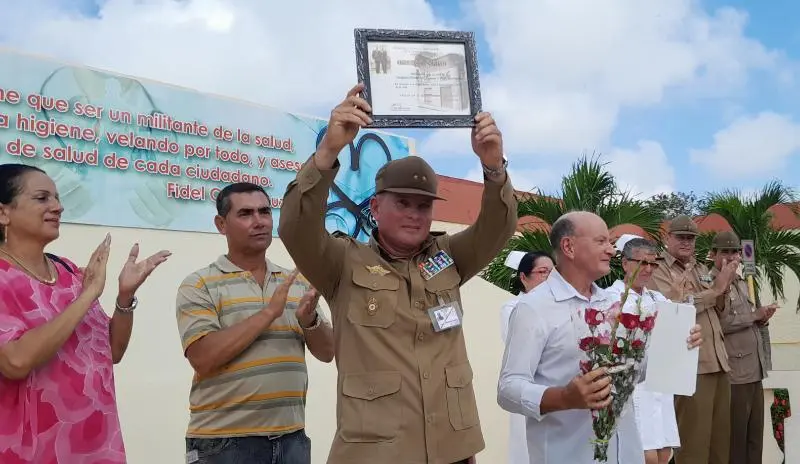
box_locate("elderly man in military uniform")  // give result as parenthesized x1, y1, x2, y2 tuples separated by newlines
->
(650, 215, 738, 464)
(712, 231, 777, 464)
(278, 83, 517, 464)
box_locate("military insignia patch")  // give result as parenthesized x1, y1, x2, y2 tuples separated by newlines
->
(366, 265, 390, 276)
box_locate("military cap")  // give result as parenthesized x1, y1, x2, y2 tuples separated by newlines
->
(668, 215, 699, 236)
(374, 156, 445, 200)
(712, 230, 742, 250)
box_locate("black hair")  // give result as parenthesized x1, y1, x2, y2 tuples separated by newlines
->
(511, 250, 553, 294)
(215, 182, 270, 216)
(0, 163, 46, 243)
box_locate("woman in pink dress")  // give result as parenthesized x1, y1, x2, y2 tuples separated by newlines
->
(0, 163, 171, 463)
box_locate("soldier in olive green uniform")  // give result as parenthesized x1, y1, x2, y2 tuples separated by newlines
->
(712, 231, 776, 464)
(278, 84, 518, 464)
(650, 215, 738, 464)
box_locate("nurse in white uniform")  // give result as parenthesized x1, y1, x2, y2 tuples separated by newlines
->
(499, 250, 554, 464)
(607, 235, 680, 464)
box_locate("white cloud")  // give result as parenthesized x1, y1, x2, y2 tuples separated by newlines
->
(0, 0, 445, 116)
(606, 140, 676, 197)
(0, 0, 791, 175)
(465, 0, 781, 158)
(689, 112, 800, 177)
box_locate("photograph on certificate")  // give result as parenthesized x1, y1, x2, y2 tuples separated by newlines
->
(366, 41, 471, 117)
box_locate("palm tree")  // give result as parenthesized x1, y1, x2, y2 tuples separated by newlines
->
(693, 181, 800, 370)
(481, 155, 664, 292)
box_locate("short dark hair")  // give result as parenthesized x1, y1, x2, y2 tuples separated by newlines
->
(622, 238, 656, 259)
(216, 182, 270, 216)
(0, 163, 46, 242)
(549, 214, 576, 257)
(512, 250, 553, 294)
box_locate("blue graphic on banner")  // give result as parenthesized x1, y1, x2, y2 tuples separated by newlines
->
(0, 49, 412, 241)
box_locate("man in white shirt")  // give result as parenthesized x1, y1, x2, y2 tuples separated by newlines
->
(497, 211, 701, 464)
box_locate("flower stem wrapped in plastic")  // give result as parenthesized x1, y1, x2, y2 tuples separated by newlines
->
(571, 265, 659, 462)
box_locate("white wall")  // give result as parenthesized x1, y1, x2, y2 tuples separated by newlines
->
(49, 221, 512, 464)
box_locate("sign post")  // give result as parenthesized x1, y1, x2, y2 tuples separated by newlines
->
(741, 239, 757, 303)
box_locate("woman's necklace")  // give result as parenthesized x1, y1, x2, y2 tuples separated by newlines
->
(0, 248, 57, 285)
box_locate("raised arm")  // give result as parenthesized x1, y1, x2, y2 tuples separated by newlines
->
(278, 157, 348, 300)
(278, 84, 373, 300)
(650, 263, 717, 315)
(448, 114, 517, 283)
(0, 237, 111, 380)
(177, 270, 300, 378)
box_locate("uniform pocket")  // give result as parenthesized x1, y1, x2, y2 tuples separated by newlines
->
(340, 371, 403, 442)
(424, 268, 461, 304)
(444, 363, 479, 430)
(728, 350, 758, 381)
(347, 266, 400, 328)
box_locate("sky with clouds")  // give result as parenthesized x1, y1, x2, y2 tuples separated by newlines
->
(1, 0, 798, 200)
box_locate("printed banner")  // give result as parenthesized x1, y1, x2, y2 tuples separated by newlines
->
(0, 49, 413, 242)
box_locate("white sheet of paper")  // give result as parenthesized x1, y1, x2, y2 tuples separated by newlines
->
(644, 301, 699, 396)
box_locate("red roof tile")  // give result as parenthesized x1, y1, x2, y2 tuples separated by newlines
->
(433, 176, 800, 233)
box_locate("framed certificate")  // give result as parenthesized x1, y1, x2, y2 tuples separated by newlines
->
(354, 28, 482, 128)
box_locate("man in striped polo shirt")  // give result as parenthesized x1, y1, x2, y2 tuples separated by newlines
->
(176, 182, 334, 464)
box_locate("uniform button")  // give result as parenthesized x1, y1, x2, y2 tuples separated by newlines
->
(372, 282, 378, 289)
(414, 301, 421, 308)
(426, 415, 434, 424)
(367, 386, 375, 394)
(423, 371, 430, 379)
(417, 332, 424, 341)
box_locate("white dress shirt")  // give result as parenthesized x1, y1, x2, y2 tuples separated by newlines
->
(607, 281, 680, 451)
(500, 295, 530, 464)
(497, 270, 644, 464)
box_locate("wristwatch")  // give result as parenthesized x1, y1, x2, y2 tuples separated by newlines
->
(482, 156, 508, 178)
(115, 296, 138, 313)
(301, 312, 321, 331)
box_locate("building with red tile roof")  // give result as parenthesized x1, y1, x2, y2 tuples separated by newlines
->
(433, 175, 800, 236)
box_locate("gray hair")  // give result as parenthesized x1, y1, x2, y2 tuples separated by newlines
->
(622, 237, 657, 259)
(549, 213, 577, 258)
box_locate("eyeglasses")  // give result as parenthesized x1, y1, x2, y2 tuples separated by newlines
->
(625, 258, 658, 268)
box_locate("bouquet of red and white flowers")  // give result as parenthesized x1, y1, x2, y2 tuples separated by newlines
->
(571, 277, 659, 462)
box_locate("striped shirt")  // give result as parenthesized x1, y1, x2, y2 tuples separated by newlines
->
(175, 255, 325, 438)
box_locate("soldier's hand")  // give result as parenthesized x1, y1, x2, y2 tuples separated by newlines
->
(470, 112, 503, 168)
(687, 324, 703, 349)
(318, 83, 372, 160)
(296, 287, 321, 328)
(713, 258, 739, 294)
(562, 368, 612, 410)
(669, 267, 692, 301)
(758, 303, 778, 321)
(261, 269, 299, 321)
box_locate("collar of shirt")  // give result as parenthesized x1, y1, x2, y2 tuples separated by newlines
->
(545, 269, 610, 305)
(367, 229, 446, 261)
(213, 255, 281, 276)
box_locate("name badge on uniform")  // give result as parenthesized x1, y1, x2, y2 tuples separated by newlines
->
(419, 250, 454, 280)
(428, 300, 463, 332)
(700, 274, 713, 283)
